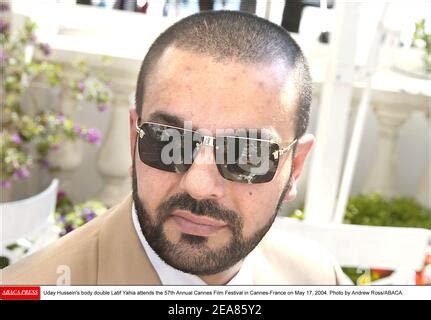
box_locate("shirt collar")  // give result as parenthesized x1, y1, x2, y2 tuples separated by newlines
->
(131, 203, 253, 285)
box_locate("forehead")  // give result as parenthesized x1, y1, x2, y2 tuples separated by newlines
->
(141, 47, 298, 139)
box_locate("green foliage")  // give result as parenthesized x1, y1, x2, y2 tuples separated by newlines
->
(343, 194, 430, 284)
(412, 18, 431, 72)
(55, 191, 107, 236)
(344, 193, 431, 229)
(290, 209, 305, 221)
(69, 58, 112, 109)
(0, 256, 9, 269)
(291, 194, 430, 284)
(342, 267, 393, 285)
(291, 193, 430, 229)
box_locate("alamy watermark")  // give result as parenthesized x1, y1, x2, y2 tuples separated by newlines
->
(156, 121, 275, 173)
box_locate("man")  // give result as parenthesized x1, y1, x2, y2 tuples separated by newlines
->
(1, 11, 349, 285)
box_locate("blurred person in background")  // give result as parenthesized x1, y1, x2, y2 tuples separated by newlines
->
(199, 0, 256, 14)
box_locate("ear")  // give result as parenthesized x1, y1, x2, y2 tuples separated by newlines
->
(284, 133, 315, 202)
(129, 108, 139, 175)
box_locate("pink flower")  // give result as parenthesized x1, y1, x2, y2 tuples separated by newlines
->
(73, 124, 83, 136)
(97, 104, 108, 112)
(57, 114, 66, 123)
(78, 81, 85, 92)
(57, 190, 66, 199)
(1, 180, 12, 189)
(13, 167, 30, 180)
(0, 48, 7, 63)
(86, 128, 101, 145)
(11, 133, 22, 145)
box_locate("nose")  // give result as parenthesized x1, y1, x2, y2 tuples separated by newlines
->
(179, 145, 225, 200)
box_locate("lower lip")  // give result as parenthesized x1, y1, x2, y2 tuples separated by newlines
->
(171, 215, 226, 237)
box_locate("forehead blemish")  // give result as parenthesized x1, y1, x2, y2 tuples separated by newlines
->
(249, 191, 253, 196)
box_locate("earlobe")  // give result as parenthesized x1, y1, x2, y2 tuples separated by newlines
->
(292, 133, 314, 180)
(285, 181, 297, 202)
(283, 134, 314, 202)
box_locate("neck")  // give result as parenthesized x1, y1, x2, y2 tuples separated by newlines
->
(198, 260, 243, 285)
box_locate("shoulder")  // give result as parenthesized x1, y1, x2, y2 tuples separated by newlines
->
(1, 203, 116, 285)
(252, 217, 351, 285)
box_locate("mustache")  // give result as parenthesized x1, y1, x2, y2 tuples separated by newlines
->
(156, 192, 243, 231)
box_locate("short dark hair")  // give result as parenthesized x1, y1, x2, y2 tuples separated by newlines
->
(135, 10, 312, 137)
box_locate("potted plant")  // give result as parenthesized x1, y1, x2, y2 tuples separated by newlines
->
(1, 3, 112, 202)
(0, 189, 107, 269)
(1, 3, 113, 263)
(289, 194, 431, 284)
(342, 193, 430, 284)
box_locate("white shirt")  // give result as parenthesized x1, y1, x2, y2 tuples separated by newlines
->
(132, 204, 253, 285)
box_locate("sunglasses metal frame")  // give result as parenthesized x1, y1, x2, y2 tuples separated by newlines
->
(135, 120, 297, 183)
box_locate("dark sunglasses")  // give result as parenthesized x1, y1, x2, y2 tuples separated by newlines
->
(136, 121, 297, 184)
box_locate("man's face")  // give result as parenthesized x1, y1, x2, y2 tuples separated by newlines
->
(130, 47, 313, 276)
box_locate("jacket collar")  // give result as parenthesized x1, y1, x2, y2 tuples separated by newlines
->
(97, 194, 161, 285)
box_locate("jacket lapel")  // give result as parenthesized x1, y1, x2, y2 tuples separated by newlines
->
(95, 196, 334, 285)
(97, 194, 161, 285)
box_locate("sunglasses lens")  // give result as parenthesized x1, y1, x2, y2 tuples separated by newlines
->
(138, 123, 192, 173)
(137, 122, 283, 184)
(215, 137, 280, 184)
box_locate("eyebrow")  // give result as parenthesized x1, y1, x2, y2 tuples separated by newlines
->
(146, 111, 185, 128)
(145, 110, 282, 142)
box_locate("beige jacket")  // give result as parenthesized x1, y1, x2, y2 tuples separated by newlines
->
(1, 194, 350, 285)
